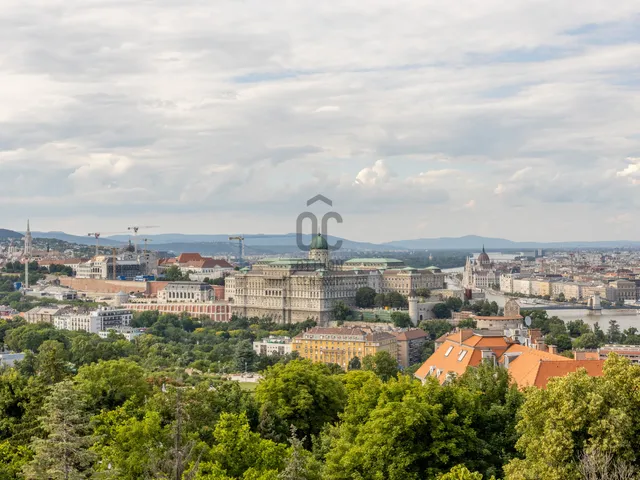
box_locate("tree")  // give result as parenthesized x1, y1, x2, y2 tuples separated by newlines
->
(386, 292, 408, 309)
(374, 293, 387, 308)
(324, 376, 490, 480)
(415, 288, 431, 298)
(593, 322, 607, 344)
(75, 359, 151, 412)
(390, 312, 412, 328)
(544, 333, 572, 352)
(355, 287, 376, 308)
(200, 412, 288, 478)
(445, 297, 463, 313)
(255, 360, 346, 443)
(566, 319, 591, 338)
(437, 465, 485, 480)
(607, 319, 623, 344)
(23, 380, 95, 479)
(279, 427, 322, 480)
(92, 407, 171, 479)
(362, 351, 398, 382)
(36, 340, 70, 385)
(164, 265, 185, 281)
(332, 302, 351, 321)
(432, 303, 451, 319)
(234, 339, 258, 373)
(556, 292, 566, 302)
(504, 355, 640, 480)
(458, 318, 477, 329)
(573, 332, 601, 350)
(348, 356, 361, 370)
(420, 319, 454, 340)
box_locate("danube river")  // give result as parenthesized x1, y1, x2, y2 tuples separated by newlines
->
(442, 268, 640, 330)
(484, 290, 640, 331)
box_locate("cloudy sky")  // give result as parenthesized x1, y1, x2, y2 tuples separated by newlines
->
(2, 0, 640, 243)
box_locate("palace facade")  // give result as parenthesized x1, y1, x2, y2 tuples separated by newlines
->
(225, 235, 446, 325)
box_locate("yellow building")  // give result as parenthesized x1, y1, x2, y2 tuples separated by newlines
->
(292, 327, 398, 369)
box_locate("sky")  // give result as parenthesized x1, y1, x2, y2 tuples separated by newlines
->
(1, 0, 640, 243)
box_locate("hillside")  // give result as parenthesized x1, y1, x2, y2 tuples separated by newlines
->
(0, 229, 23, 239)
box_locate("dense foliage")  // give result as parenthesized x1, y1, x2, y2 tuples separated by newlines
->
(1, 309, 640, 479)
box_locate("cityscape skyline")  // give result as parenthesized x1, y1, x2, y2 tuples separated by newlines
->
(2, 1, 640, 242)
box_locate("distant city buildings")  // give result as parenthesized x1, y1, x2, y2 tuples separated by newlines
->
(76, 242, 158, 280)
(158, 253, 233, 281)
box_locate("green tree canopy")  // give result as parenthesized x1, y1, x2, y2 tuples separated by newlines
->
(255, 360, 346, 444)
(355, 287, 376, 308)
(362, 351, 398, 382)
(75, 359, 151, 411)
(504, 355, 640, 480)
(23, 380, 95, 479)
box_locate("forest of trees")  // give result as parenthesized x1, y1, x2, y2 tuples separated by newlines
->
(0, 307, 640, 478)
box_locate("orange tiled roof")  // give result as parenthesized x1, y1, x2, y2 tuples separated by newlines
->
(415, 330, 604, 388)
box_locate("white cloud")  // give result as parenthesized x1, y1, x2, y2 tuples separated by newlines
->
(617, 158, 640, 178)
(354, 159, 394, 186)
(1, 0, 640, 241)
(314, 106, 340, 113)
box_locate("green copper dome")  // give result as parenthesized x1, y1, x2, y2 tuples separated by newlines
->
(310, 234, 329, 250)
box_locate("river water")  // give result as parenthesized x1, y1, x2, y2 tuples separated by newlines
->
(483, 290, 640, 331)
(441, 268, 640, 330)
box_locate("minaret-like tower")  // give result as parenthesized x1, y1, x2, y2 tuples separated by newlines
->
(23, 220, 33, 257)
(408, 290, 418, 326)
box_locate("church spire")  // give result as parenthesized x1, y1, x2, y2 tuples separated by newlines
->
(26, 219, 30, 233)
(482, 244, 485, 253)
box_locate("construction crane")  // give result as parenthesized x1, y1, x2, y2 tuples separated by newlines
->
(87, 232, 124, 257)
(127, 225, 159, 253)
(228, 236, 245, 263)
(228, 234, 291, 264)
(141, 238, 153, 255)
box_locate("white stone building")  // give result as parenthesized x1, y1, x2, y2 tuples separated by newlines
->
(158, 282, 214, 302)
(462, 247, 499, 289)
(253, 336, 293, 356)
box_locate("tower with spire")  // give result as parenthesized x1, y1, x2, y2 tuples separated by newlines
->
(23, 220, 33, 257)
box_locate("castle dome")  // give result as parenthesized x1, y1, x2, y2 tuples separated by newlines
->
(310, 234, 329, 250)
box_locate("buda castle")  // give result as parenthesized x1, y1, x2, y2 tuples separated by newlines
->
(225, 234, 445, 325)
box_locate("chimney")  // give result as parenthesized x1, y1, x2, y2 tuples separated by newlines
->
(548, 345, 558, 355)
(459, 329, 475, 342)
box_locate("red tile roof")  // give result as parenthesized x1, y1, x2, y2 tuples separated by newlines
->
(415, 331, 605, 389)
(395, 329, 428, 341)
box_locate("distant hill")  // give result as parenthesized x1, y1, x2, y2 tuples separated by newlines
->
(0, 229, 23, 239)
(107, 233, 400, 252)
(24, 230, 640, 253)
(383, 235, 640, 250)
(33, 231, 124, 247)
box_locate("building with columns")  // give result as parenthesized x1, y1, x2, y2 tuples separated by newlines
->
(225, 234, 446, 325)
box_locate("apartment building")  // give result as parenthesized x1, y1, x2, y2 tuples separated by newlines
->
(292, 327, 397, 370)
